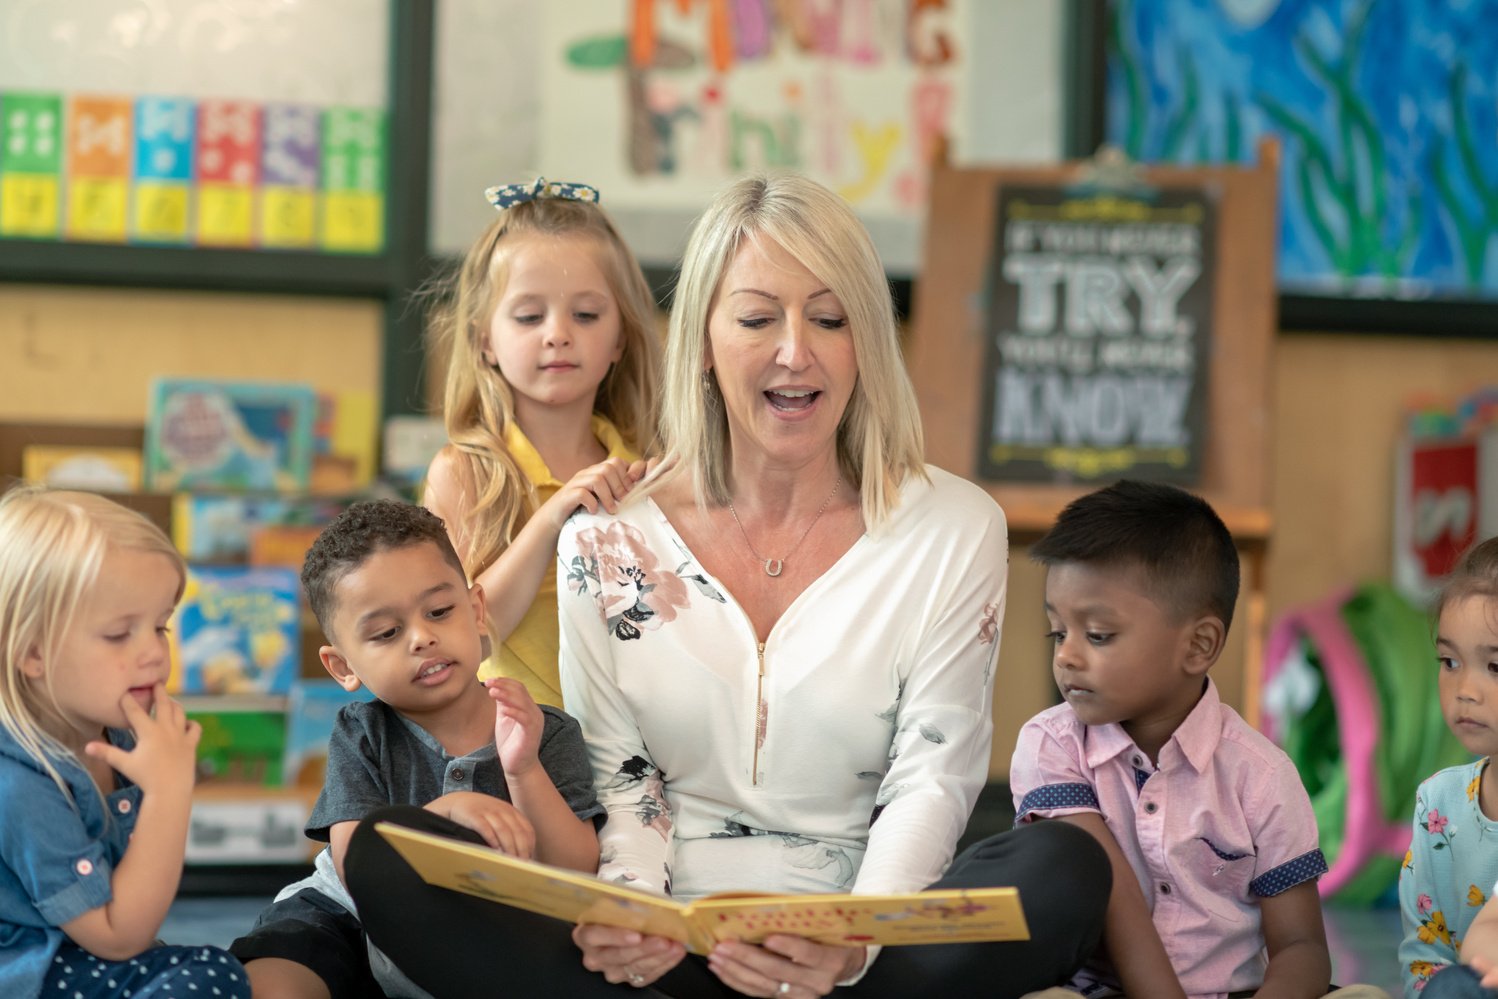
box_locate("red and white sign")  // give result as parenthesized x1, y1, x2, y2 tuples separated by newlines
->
(1394, 435, 1498, 604)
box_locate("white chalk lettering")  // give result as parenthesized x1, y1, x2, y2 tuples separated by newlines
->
(1123, 256, 1200, 336)
(996, 370, 1191, 448)
(1003, 254, 1201, 338)
(997, 333, 1095, 373)
(1064, 259, 1132, 336)
(1095, 336, 1194, 372)
(1002, 255, 1065, 333)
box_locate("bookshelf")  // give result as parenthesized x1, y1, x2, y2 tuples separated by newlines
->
(0, 2, 434, 866)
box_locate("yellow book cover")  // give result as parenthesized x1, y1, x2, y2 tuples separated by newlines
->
(22, 445, 142, 492)
(311, 389, 378, 494)
(377, 824, 1029, 955)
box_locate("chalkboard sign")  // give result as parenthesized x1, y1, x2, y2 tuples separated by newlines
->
(976, 184, 1216, 484)
(909, 141, 1279, 725)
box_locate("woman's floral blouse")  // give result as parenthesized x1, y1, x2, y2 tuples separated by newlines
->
(558, 466, 1008, 906)
(1399, 759, 1498, 996)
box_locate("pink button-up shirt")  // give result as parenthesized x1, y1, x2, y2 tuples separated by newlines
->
(1009, 679, 1326, 999)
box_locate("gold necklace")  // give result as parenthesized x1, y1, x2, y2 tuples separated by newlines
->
(727, 476, 842, 578)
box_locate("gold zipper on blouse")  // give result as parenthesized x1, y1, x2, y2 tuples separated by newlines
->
(752, 641, 766, 785)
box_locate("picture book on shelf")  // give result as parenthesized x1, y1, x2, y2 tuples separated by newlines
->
(145, 378, 317, 492)
(283, 679, 374, 787)
(377, 824, 1029, 955)
(172, 493, 348, 563)
(181, 696, 288, 786)
(312, 390, 379, 495)
(382, 414, 446, 486)
(171, 565, 301, 695)
(22, 444, 143, 492)
(248, 524, 326, 568)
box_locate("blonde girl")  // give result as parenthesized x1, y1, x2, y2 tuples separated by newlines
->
(424, 177, 662, 707)
(0, 487, 249, 998)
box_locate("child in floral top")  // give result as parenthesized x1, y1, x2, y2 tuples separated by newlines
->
(1399, 537, 1498, 996)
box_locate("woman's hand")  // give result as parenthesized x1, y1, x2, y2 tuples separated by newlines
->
(572, 923, 686, 989)
(85, 685, 200, 798)
(424, 792, 536, 859)
(707, 936, 866, 997)
(544, 457, 648, 530)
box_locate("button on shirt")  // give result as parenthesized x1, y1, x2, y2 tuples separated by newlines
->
(1009, 679, 1327, 999)
(0, 726, 144, 999)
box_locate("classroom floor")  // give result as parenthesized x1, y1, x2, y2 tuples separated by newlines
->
(160, 895, 1407, 992)
(160, 786, 1407, 994)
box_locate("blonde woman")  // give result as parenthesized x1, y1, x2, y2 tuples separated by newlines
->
(349, 175, 1110, 997)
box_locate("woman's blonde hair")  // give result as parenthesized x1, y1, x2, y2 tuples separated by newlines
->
(432, 196, 662, 575)
(0, 487, 185, 801)
(652, 173, 926, 528)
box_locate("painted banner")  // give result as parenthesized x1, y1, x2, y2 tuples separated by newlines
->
(539, 0, 960, 269)
(1107, 0, 1498, 303)
(976, 184, 1216, 484)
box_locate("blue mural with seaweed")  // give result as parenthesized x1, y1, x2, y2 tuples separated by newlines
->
(1106, 0, 1498, 301)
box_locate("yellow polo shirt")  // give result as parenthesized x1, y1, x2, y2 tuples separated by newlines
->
(478, 413, 637, 707)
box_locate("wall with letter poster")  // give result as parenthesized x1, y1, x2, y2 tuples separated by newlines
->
(0, 2, 388, 254)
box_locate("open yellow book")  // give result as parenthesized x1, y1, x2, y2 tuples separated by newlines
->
(377, 823, 1029, 955)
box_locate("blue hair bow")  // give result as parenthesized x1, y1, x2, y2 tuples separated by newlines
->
(484, 176, 601, 210)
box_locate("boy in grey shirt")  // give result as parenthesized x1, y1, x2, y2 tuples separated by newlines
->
(230, 501, 602, 997)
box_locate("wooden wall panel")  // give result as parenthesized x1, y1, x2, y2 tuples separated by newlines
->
(0, 286, 382, 424)
(1268, 334, 1498, 624)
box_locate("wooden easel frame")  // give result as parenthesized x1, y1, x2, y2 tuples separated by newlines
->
(907, 138, 1280, 724)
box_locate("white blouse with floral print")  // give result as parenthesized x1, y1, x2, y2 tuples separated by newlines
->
(557, 465, 1008, 908)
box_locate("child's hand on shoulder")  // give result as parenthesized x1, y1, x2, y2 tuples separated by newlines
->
(544, 457, 648, 529)
(487, 678, 543, 777)
(84, 684, 201, 797)
(426, 791, 536, 859)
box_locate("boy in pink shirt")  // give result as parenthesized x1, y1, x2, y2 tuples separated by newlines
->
(1010, 481, 1335, 999)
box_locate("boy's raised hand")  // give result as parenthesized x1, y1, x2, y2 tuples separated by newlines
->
(485, 678, 599, 873)
(425, 791, 537, 858)
(486, 677, 544, 778)
(84, 684, 200, 797)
